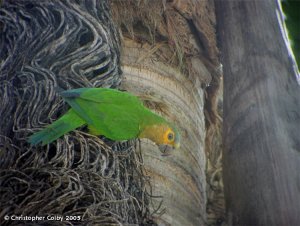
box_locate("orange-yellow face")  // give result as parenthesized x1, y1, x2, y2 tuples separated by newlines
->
(139, 123, 180, 149)
(161, 127, 180, 148)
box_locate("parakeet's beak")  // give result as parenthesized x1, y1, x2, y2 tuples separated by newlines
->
(158, 144, 173, 156)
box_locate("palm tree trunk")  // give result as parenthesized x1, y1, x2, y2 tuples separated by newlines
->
(112, 0, 222, 224)
(215, 0, 300, 225)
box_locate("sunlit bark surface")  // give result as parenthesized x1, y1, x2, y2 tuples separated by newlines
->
(120, 39, 207, 226)
(112, 0, 222, 224)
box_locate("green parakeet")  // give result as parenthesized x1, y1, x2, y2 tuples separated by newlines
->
(28, 88, 180, 149)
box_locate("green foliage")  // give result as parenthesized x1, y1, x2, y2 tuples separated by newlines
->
(282, 0, 300, 68)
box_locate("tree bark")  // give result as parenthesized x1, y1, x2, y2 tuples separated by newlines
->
(119, 34, 208, 226)
(215, 0, 300, 225)
(111, 0, 221, 224)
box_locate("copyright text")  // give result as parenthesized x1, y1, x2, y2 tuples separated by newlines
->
(3, 215, 81, 221)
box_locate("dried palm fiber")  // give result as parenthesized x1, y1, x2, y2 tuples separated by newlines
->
(205, 78, 226, 226)
(0, 0, 156, 225)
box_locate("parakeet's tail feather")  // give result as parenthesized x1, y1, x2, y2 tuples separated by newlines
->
(28, 110, 85, 145)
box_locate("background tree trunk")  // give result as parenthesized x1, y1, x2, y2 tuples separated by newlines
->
(215, 0, 300, 225)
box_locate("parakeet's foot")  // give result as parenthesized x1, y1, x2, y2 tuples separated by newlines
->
(88, 125, 102, 135)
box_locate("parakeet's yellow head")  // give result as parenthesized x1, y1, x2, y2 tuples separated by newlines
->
(139, 123, 180, 149)
(161, 126, 180, 149)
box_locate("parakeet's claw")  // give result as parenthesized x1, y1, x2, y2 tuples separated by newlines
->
(158, 144, 174, 156)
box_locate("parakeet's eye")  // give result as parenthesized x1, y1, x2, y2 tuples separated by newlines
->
(167, 132, 174, 141)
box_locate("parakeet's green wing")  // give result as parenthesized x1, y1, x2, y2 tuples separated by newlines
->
(60, 88, 144, 140)
(61, 88, 143, 106)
